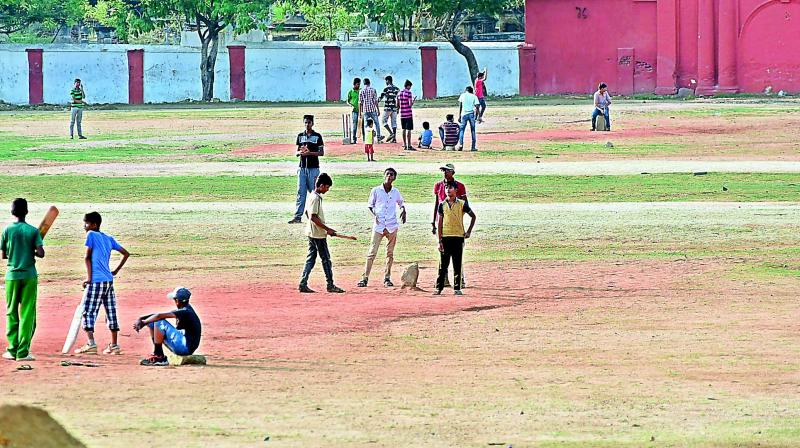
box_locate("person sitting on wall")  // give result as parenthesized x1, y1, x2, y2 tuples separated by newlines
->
(591, 82, 612, 131)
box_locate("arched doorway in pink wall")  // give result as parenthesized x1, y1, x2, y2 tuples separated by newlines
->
(739, 0, 800, 92)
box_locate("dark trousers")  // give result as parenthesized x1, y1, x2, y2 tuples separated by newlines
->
(436, 237, 464, 291)
(592, 107, 611, 130)
(300, 237, 334, 287)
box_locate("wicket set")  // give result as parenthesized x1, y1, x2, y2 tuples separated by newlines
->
(341, 114, 353, 144)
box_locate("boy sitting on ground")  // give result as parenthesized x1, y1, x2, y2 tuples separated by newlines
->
(438, 115, 460, 150)
(417, 121, 433, 149)
(133, 287, 202, 366)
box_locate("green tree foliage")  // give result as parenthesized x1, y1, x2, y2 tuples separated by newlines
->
(422, 0, 516, 82)
(0, 0, 84, 35)
(271, 0, 359, 41)
(122, 0, 274, 100)
(347, 0, 419, 41)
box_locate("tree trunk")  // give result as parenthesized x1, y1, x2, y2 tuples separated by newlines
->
(199, 27, 220, 101)
(448, 35, 480, 84)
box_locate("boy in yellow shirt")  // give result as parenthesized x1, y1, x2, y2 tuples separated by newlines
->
(435, 182, 476, 295)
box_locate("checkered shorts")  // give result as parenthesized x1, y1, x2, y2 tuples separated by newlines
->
(81, 281, 119, 332)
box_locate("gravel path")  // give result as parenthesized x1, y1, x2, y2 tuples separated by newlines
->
(6, 160, 800, 177)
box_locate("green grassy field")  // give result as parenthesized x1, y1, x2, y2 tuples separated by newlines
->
(1, 172, 798, 203)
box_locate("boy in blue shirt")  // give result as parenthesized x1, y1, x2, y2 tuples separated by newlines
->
(417, 121, 433, 149)
(75, 212, 130, 355)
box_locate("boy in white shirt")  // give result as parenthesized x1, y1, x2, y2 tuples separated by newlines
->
(457, 86, 480, 151)
(357, 168, 407, 288)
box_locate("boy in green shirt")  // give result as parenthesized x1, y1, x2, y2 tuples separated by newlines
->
(347, 77, 362, 144)
(69, 78, 87, 139)
(1, 198, 45, 362)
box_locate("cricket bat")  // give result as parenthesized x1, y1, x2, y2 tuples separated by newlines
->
(357, 114, 363, 140)
(333, 233, 357, 241)
(38, 205, 59, 238)
(62, 287, 88, 354)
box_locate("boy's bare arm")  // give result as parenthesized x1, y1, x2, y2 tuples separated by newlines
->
(35, 245, 44, 258)
(112, 247, 130, 276)
(311, 213, 336, 236)
(134, 311, 176, 331)
(83, 247, 93, 285)
(432, 196, 440, 233)
(437, 213, 445, 252)
(465, 211, 476, 237)
(304, 145, 325, 157)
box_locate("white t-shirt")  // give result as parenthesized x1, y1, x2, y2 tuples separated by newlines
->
(459, 92, 480, 117)
(368, 185, 405, 234)
(594, 90, 612, 109)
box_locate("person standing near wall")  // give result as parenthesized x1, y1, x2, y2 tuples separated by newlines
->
(474, 68, 488, 123)
(591, 82, 612, 131)
(457, 86, 480, 152)
(397, 80, 415, 151)
(289, 115, 325, 224)
(379, 76, 399, 143)
(69, 79, 87, 140)
(359, 78, 383, 144)
(347, 78, 362, 144)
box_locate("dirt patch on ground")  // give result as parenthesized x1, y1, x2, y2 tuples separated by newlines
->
(2, 259, 798, 446)
(3, 259, 694, 373)
(0, 405, 85, 448)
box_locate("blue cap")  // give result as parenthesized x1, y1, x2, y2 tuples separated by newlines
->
(167, 287, 191, 302)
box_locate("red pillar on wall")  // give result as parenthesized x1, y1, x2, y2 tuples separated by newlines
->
(696, 0, 716, 95)
(716, 0, 739, 93)
(617, 48, 635, 95)
(419, 46, 438, 99)
(323, 45, 341, 102)
(127, 49, 144, 104)
(518, 44, 536, 96)
(228, 45, 246, 101)
(655, 0, 678, 95)
(26, 49, 43, 105)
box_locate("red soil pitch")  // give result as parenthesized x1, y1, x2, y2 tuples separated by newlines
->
(231, 123, 745, 156)
(5, 278, 513, 371)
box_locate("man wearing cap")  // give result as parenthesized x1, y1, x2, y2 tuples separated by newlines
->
(432, 164, 468, 288)
(357, 167, 406, 288)
(289, 114, 325, 224)
(133, 287, 202, 366)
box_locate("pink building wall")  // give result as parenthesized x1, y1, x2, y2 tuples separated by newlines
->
(523, 0, 800, 94)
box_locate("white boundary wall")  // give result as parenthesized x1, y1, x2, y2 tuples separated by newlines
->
(0, 41, 521, 104)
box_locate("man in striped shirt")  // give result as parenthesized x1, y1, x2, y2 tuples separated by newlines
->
(69, 78, 86, 139)
(397, 80, 415, 151)
(438, 114, 460, 150)
(358, 78, 383, 143)
(379, 76, 399, 143)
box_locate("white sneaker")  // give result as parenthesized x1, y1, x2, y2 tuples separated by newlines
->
(16, 354, 35, 361)
(2, 351, 14, 360)
(103, 343, 121, 355)
(74, 343, 97, 354)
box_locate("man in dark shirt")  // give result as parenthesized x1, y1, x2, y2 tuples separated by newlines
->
(133, 287, 202, 366)
(379, 75, 399, 143)
(289, 115, 325, 224)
